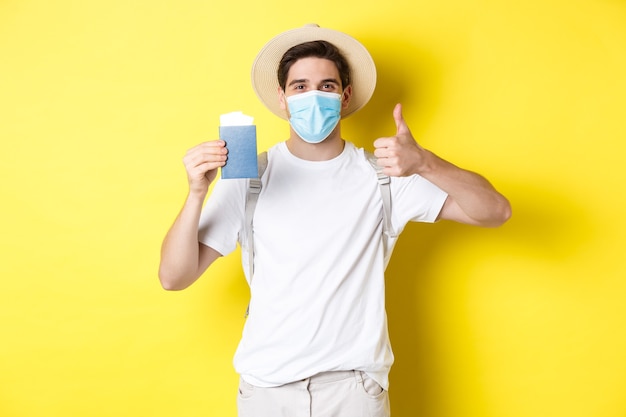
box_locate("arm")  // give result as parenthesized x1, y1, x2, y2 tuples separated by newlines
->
(374, 104, 511, 227)
(158, 140, 228, 290)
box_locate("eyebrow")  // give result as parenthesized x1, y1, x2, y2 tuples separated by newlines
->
(287, 78, 340, 87)
(288, 78, 308, 86)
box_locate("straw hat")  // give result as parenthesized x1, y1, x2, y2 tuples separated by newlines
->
(251, 24, 377, 119)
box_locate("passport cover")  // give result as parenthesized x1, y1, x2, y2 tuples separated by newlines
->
(220, 125, 258, 179)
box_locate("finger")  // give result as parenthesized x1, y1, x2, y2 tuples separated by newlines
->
(187, 140, 226, 155)
(192, 160, 225, 174)
(184, 149, 226, 172)
(373, 136, 393, 149)
(393, 103, 411, 136)
(187, 140, 227, 157)
(373, 147, 386, 159)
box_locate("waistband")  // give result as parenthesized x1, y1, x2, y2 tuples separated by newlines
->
(304, 370, 364, 384)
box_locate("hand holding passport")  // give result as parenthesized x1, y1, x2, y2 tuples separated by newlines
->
(219, 112, 258, 179)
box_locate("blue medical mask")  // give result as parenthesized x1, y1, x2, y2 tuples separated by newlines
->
(286, 90, 342, 143)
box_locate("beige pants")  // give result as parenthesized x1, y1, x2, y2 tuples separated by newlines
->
(237, 370, 390, 417)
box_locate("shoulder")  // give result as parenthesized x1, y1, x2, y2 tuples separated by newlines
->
(265, 142, 286, 158)
(343, 142, 373, 166)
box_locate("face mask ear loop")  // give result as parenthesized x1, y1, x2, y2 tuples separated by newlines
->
(339, 88, 350, 116)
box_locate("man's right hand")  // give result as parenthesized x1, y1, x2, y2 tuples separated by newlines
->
(183, 140, 228, 196)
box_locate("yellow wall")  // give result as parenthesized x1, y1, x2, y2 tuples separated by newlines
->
(1, 0, 625, 416)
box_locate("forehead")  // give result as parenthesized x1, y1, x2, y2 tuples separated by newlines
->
(286, 57, 340, 82)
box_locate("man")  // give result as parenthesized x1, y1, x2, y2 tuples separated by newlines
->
(159, 24, 511, 417)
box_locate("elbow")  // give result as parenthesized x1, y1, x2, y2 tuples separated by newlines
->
(158, 266, 191, 291)
(486, 198, 512, 227)
(502, 200, 513, 224)
(160, 280, 184, 291)
(159, 276, 181, 292)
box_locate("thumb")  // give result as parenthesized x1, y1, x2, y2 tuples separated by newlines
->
(393, 103, 411, 136)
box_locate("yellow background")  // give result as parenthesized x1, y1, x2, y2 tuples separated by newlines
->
(1, 0, 625, 416)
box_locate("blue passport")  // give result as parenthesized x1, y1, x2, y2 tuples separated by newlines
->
(220, 125, 258, 179)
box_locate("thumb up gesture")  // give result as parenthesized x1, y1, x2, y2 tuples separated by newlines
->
(373, 104, 426, 177)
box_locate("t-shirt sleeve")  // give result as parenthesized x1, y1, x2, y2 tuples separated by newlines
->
(390, 174, 449, 229)
(198, 178, 247, 257)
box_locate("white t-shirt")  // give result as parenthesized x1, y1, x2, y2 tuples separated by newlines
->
(198, 141, 448, 390)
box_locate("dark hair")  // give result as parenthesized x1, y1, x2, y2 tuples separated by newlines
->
(277, 40, 351, 91)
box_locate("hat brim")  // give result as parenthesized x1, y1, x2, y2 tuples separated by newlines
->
(251, 25, 376, 120)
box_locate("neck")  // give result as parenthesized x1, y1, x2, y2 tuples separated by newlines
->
(286, 125, 345, 161)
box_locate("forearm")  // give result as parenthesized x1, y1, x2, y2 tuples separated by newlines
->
(418, 150, 511, 227)
(158, 140, 227, 289)
(373, 104, 510, 227)
(158, 191, 209, 290)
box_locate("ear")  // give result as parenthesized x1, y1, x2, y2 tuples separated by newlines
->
(341, 85, 352, 110)
(278, 87, 287, 111)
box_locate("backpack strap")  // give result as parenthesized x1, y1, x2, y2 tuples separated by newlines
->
(364, 151, 397, 243)
(243, 151, 267, 317)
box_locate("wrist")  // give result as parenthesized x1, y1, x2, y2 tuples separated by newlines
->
(186, 187, 208, 203)
(413, 149, 435, 176)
